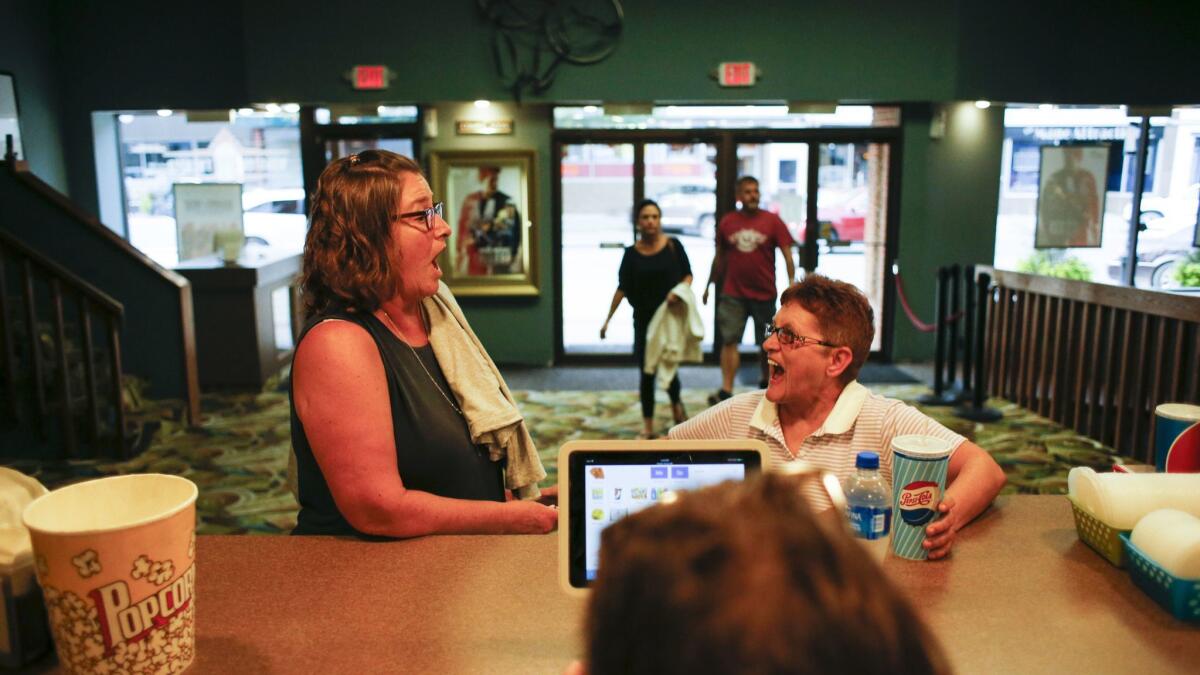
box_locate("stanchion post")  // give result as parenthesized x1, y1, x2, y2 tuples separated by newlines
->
(946, 263, 961, 396)
(954, 271, 1002, 422)
(961, 264, 976, 398)
(918, 267, 959, 405)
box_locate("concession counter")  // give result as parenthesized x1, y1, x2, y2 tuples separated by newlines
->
(25, 496, 1200, 673)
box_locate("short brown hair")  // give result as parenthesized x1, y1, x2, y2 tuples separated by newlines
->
(780, 275, 874, 384)
(584, 474, 948, 675)
(300, 150, 423, 318)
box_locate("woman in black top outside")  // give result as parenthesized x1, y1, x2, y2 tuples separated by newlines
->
(600, 199, 694, 439)
(290, 150, 557, 537)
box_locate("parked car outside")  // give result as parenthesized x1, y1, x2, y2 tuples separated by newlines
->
(241, 187, 308, 253)
(1106, 213, 1198, 288)
(126, 186, 308, 267)
(818, 188, 868, 243)
(656, 184, 716, 239)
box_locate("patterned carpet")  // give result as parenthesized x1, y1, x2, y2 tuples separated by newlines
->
(0, 371, 1131, 535)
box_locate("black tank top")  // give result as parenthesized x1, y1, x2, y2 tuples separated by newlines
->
(290, 310, 505, 536)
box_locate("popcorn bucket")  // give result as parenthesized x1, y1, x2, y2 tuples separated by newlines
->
(22, 474, 198, 674)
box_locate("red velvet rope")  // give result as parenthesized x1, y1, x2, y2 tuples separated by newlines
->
(893, 271, 964, 333)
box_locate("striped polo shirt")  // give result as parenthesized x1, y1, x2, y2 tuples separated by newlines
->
(669, 381, 965, 491)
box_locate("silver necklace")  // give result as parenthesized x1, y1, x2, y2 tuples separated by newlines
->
(379, 307, 464, 416)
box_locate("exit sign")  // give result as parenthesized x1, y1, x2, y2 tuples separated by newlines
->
(352, 65, 389, 90)
(718, 62, 757, 87)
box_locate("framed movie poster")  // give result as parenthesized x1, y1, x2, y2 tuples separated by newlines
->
(173, 183, 244, 262)
(431, 150, 538, 296)
(1035, 144, 1110, 249)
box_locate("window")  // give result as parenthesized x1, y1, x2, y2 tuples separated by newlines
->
(995, 105, 1200, 291)
(554, 105, 899, 130)
(113, 109, 304, 266)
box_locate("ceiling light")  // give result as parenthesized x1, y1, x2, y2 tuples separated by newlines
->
(237, 108, 255, 116)
(974, 100, 991, 109)
(1039, 103, 1053, 110)
(282, 103, 300, 113)
(264, 103, 282, 113)
(118, 114, 135, 124)
(156, 109, 173, 117)
(474, 99, 491, 109)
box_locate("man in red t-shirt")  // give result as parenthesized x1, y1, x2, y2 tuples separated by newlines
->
(701, 176, 796, 404)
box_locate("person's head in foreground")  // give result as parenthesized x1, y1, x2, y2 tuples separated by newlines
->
(301, 149, 446, 317)
(572, 474, 949, 675)
(764, 274, 874, 406)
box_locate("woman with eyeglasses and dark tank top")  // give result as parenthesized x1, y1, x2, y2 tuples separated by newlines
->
(289, 150, 557, 538)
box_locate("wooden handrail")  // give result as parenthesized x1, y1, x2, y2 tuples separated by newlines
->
(978, 265, 1200, 463)
(1, 161, 200, 426)
(5, 162, 190, 291)
(0, 230, 123, 317)
(984, 267, 1198, 322)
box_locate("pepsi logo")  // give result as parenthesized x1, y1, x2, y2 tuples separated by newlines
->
(898, 481, 939, 526)
(1165, 422, 1199, 473)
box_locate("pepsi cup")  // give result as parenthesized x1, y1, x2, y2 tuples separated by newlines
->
(890, 435, 954, 560)
(1154, 403, 1200, 473)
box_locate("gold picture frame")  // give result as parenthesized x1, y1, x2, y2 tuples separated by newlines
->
(430, 150, 538, 296)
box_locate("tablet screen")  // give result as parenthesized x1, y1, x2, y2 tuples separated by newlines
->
(565, 447, 763, 588)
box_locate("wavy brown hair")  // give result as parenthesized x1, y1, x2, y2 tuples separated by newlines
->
(585, 474, 949, 675)
(300, 149, 423, 318)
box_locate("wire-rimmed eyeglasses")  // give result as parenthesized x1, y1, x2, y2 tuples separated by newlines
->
(765, 322, 838, 349)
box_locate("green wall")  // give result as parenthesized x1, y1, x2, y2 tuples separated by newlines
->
(893, 102, 1004, 361)
(422, 102, 556, 365)
(956, 1, 1200, 105)
(9, 1, 1187, 366)
(0, 0, 68, 191)
(240, 0, 958, 104)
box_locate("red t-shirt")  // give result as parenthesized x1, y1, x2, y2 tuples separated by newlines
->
(717, 208, 794, 301)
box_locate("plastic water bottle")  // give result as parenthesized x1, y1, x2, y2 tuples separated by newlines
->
(843, 451, 892, 562)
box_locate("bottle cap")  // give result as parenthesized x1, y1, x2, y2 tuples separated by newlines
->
(855, 451, 879, 470)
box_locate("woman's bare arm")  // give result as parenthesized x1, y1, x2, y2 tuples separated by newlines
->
(293, 320, 556, 538)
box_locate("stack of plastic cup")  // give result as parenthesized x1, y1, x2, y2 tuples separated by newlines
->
(890, 435, 954, 560)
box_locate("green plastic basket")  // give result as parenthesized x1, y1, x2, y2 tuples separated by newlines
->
(1120, 534, 1200, 622)
(1066, 495, 1127, 567)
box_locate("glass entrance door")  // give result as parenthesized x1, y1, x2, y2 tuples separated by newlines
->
(813, 142, 890, 351)
(557, 131, 897, 361)
(732, 140, 890, 353)
(560, 141, 720, 355)
(733, 142, 811, 299)
(561, 143, 634, 353)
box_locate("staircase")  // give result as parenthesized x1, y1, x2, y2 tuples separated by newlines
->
(0, 230, 127, 459)
(0, 141, 200, 460)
